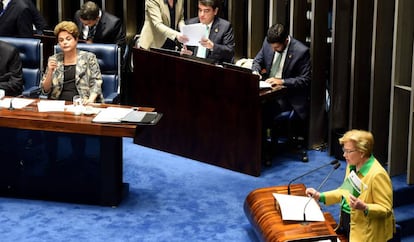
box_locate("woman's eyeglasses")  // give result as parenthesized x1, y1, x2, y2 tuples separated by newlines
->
(342, 148, 357, 154)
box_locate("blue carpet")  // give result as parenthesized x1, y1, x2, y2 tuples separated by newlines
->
(0, 138, 407, 241)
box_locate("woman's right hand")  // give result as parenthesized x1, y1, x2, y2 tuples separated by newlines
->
(305, 188, 320, 200)
(47, 56, 57, 72)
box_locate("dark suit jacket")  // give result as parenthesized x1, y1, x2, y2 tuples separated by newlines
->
(74, 10, 126, 54)
(0, 41, 24, 96)
(185, 17, 235, 64)
(0, 0, 34, 37)
(252, 37, 311, 119)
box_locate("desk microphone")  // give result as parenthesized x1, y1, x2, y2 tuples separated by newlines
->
(303, 162, 341, 222)
(25, 72, 86, 98)
(287, 160, 339, 195)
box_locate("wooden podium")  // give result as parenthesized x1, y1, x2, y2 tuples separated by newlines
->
(244, 184, 346, 242)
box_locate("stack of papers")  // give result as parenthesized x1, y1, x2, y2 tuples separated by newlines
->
(260, 81, 272, 89)
(0, 98, 34, 109)
(92, 107, 162, 124)
(37, 100, 65, 112)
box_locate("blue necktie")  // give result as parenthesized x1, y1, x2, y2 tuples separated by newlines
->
(87, 25, 96, 40)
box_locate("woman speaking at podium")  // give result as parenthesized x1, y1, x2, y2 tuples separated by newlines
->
(40, 21, 103, 104)
(306, 130, 395, 242)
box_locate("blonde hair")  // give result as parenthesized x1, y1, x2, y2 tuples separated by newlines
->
(54, 21, 80, 39)
(339, 129, 374, 157)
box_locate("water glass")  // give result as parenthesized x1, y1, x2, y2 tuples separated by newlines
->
(73, 95, 83, 115)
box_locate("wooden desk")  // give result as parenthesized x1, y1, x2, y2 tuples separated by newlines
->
(131, 48, 264, 176)
(244, 184, 348, 242)
(0, 99, 152, 206)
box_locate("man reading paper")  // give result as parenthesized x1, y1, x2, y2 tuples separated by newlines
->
(180, 0, 234, 64)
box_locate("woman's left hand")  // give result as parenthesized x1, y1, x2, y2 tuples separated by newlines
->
(349, 194, 366, 210)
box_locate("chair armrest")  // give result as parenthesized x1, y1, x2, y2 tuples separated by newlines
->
(104, 92, 120, 104)
(22, 86, 42, 98)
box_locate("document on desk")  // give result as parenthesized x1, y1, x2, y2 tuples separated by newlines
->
(92, 107, 162, 124)
(273, 193, 325, 222)
(0, 98, 34, 109)
(259, 81, 272, 89)
(181, 23, 206, 46)
(37, 100, 65, 112)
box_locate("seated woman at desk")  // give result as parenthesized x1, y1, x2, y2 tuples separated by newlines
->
(40, 20, 103, 104)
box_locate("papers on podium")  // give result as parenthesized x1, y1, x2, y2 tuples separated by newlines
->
(92, 107, 162, 124)
(273, 193, 325, 222)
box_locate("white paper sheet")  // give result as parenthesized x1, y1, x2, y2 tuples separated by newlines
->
(0, 98, 35, 109)
(181, 23, 207, 46)
(37, 100, 66, 112)
(92, 107, 133, 123)
(260, 81, 272, 89)
(273, 193, 325, 222)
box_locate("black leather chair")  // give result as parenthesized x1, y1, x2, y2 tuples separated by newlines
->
(0, 37, 43, 96)
(54, 43, 121, 103)
(263, 109, 309, 165)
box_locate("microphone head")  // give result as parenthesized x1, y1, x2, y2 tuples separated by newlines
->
(330, 159, 339, 165)
(334, 163, 341, 169)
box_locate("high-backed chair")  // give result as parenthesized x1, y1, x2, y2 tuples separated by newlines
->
(263, 110, 309, 166)
(55, 43, 121, 103)
(0, 37, 43, 96)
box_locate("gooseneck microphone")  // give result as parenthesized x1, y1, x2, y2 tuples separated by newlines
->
(287, 160, 339, 195)
(25, 72, 86, 98)
(303, 162, 341, 222)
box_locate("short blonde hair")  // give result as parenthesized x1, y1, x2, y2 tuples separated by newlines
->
(54, 21, 80, 39)
(339, 129, 374, 157)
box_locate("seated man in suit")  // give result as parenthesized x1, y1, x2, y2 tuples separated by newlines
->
(0, 0, 40, 37)
(252, 23, 311, 164)
(74, 1, 126, 56)
(181, 0, 235, 64)
(0, 40, 24, 96)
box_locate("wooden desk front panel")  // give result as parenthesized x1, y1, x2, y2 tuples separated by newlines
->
(0, 102, 152, 206)
(0, 101, 142, 137)
(131, 48, 262, 176)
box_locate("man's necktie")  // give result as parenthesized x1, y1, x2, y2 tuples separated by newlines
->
(0, 1, 4, 14)
(87, 25, 96, 40)
(196, 25, 209, 58)
(269, 53, 282, 78)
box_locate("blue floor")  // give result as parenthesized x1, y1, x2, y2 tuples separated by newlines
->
(0, 138, 411, 241)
